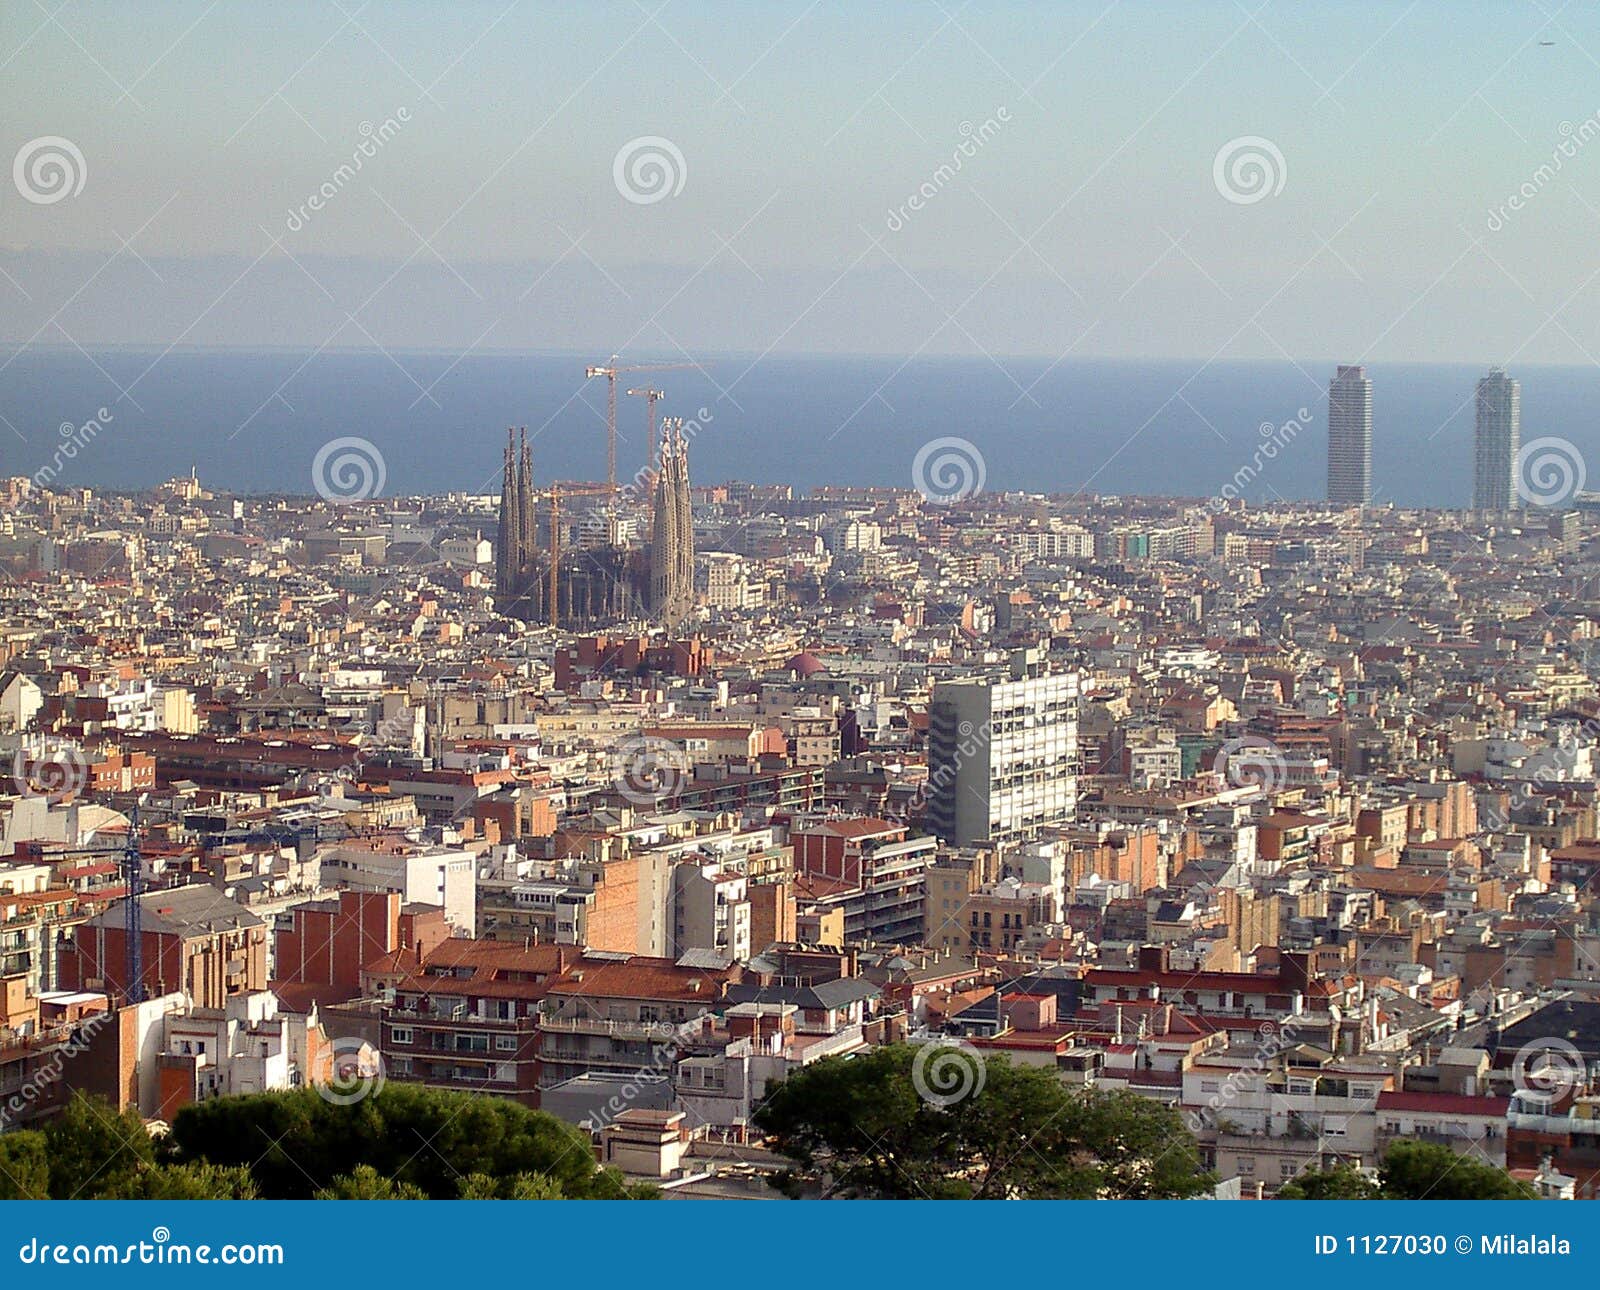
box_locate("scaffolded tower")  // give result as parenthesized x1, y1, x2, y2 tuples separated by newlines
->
(649, 417, 695, 631)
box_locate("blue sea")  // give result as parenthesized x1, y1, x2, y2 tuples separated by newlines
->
(1, 346, 1594, 507)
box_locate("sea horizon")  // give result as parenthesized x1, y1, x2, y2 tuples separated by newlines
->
(4, 346, 1596, 508)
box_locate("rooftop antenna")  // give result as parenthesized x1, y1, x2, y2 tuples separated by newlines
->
(123, 801, 144, 1004)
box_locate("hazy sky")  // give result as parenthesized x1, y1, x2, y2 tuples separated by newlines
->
(5, 0, 1600, 363)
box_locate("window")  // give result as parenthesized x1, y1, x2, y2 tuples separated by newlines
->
(495, 1035, 517, 1052)
(391, 1027, 413, 1045)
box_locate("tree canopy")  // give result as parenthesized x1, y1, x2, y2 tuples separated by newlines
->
(753, 1043, 1214, 1199)
(1278, 1142, 1535, 1200)
(165, 1083, 650, 1199)
(0, 1086, 654, 1200)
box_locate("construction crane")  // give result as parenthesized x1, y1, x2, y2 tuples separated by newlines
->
(66, 798, 148, 1003)
(122, 802, 144, 1004)
(546, 481, 616, 627)
(71, 802, 304, 1005)
(625, 387, 665, 485)
(584, 358, 701, 492)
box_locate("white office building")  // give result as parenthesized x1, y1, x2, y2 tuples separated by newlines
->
(926, 649, 1080, 847)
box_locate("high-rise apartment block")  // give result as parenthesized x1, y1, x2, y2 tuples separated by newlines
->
(926, 649, 1079, 848)
(1473, 367, 1521, 511)
(1327, 364, 1373, 506)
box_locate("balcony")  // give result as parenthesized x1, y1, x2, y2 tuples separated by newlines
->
(538, 1015, 682, 1040)
(387, 1007, 523, 1028)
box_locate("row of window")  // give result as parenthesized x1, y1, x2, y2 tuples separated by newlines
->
(389, 1026, 518, 1053)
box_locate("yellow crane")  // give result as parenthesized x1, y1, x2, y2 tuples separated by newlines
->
(584, 358, 700, 493)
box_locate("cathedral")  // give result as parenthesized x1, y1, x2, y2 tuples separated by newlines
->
(493, 424, 695, 630)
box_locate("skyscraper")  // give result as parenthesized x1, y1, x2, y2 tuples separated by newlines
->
(1326, 364, 1373, 506)
(1473, 367, 1521, 512)
(649, 417, 696, 630)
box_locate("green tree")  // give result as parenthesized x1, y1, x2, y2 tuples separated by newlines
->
(315, 1166, 427, 1200)
(1277, 1163, 1381, 1200)
(1277, 1143, 1533, 1200)
(457, 1171, 566, 1199)
(43, 1094, 156, 1199)
(1378, 1141, 1534, 1200)
(167, 1084, 632, 1199)
(0, 1130, 51, 1199)
(754, 1043, 1212, 1199)
(97, 1162, 259, 1200)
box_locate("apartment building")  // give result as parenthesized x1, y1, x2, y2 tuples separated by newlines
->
(926, 649, 1080, 847)
(536, 953, 742, 1098)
